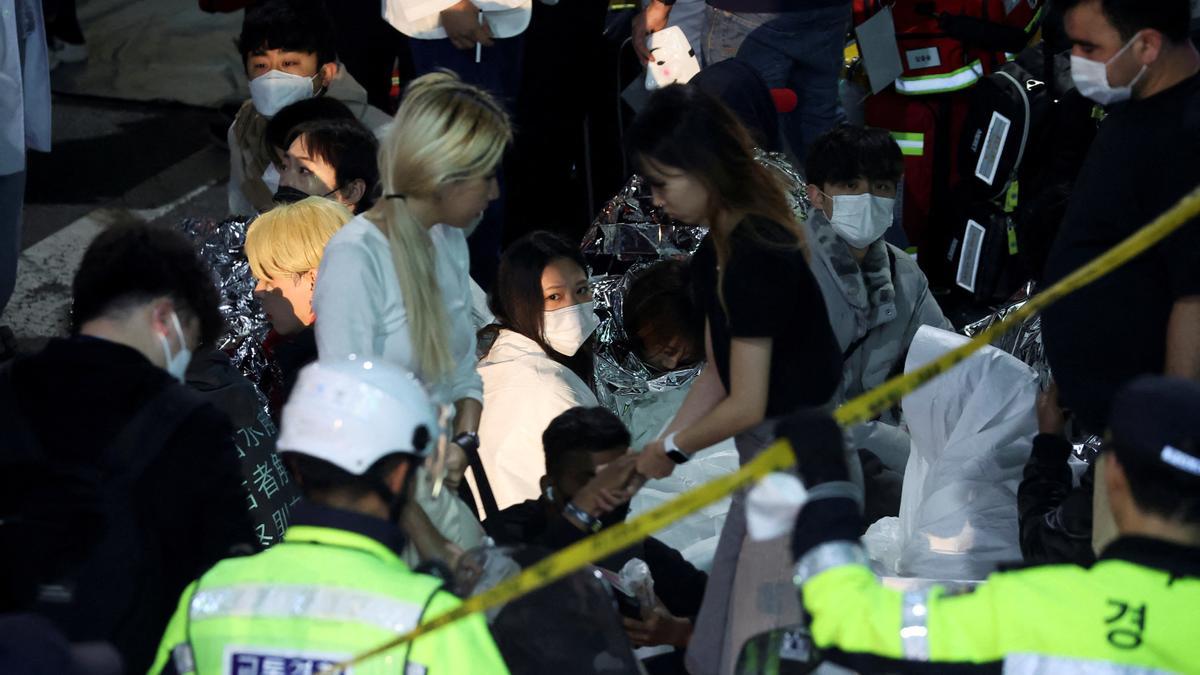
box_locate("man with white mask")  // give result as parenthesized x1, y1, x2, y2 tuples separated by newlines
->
(228, 0, 391, 217)
(1042, 0, 1200, 438)
(802, 125, 950, 510)
(0, 223, 255, 674)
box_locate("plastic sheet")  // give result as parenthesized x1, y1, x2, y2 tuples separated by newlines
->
(866, 326, 1038, 580)
(179, 215, 278, 393)
(961, 280, 1049, 386)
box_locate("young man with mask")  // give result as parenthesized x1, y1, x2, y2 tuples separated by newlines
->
(0, 223, 255, 675)
(803, 125, 950, 491)
(273, 118, 380, 214)
(229, 0, 390, 217)
(484, 406, 709, 657)
(149, 359, 510, 675)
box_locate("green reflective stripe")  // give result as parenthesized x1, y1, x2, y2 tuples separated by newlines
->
(896, 60, 985, 95)
(890, 132, 925, 157)
(1004, 653, 1177, 674)
(1024, 6, 1045, 33)
(190, 584, 424, 634)
(900, 591, 931, 661)
(793, 541, 869, 585)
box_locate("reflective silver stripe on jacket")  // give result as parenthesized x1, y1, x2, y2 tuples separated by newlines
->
(190, 584, 425, 634)
(1004, 653, 1180, 674)
(171, 643, 196, 674)
(900, 590, 931, 661)
(792, 541, 869, 585)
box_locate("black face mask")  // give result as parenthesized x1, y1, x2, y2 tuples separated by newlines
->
(273, 184, 341, 205)
(272, 185, 311, 204)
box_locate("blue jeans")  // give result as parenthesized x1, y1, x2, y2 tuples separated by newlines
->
(703, 4, 850, 166)
(409, 35, 524, 290)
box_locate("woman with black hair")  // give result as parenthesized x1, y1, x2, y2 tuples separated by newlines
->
(628, 85, 842, 675)
(476, 231, 602, 512)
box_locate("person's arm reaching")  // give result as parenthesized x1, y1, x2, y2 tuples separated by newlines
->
(1165, 296, 1200, 380)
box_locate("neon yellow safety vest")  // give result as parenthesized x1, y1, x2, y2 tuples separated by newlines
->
(148, 524, 510, 675)
(795, 539, 1200, 673)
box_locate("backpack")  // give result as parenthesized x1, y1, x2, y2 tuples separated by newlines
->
(854, 0, 1045, 96)
(0, 363, 207, 647)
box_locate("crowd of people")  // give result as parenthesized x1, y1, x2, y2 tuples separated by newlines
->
(2, 0, 1200, 673)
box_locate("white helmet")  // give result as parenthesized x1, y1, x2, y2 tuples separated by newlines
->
(277, 358, 440, 474)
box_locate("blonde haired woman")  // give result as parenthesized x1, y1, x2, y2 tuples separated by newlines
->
(313, 71, 510, 556)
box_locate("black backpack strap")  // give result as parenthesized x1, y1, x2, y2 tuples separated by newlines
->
(101, 384, 210, 491)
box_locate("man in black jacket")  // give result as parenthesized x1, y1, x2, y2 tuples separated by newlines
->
(0, 222, 255, 674)
(484, 406, 708, 664)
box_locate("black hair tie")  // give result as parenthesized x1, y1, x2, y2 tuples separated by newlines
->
(385, 193, 407, 200)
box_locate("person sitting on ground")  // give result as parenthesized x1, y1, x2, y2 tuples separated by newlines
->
(803, 124, 951, 491)
(260, 96, 357, 197)
(484, 406, 707, 666)
(229, 0, 390, 216)
(621, 260, 738, 571)
(0, 222, 255, 675)
(476, 231, 601, 513)
(244, 196, 354, 417)
(149, 360, 510, 675)
(273, 118, 381, 213)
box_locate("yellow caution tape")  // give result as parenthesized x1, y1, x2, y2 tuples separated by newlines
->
(325, 184, 1200, 673)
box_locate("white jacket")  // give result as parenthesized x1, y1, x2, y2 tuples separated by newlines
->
(384, 0, 531, 40)
(313, 214, 483, 407)
(476, 329, 598, 510)
(0, 0, 50, 176)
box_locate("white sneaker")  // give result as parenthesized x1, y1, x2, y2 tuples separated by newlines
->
(49, 37, 88, 64)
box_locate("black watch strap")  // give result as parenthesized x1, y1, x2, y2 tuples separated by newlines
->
(452, 431, 480, 455)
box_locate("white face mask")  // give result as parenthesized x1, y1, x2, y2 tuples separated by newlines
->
(157, 311, 193, 383)
(823, 192, 895, 249)
(249, 70, 320, 118)
(1070, 32, 1147, 105)
(542, 301, 599, 357)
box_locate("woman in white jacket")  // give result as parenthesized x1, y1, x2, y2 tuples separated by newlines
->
(312, 71, 511, 559)
(476, 232, 601, 512)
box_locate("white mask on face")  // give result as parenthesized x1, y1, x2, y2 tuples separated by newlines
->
(1070, 32, 1147, 105)
(542, 301, 599, 357)
(249, 70, 320, 118)
(157, 311, 193, 383)
(824, 191, 895, 249)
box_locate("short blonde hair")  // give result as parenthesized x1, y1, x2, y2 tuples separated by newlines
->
(245, 196, 352, 282)
(373, 71, 512, 379)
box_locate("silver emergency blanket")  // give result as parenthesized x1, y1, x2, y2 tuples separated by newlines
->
(180, 215, 278, 390)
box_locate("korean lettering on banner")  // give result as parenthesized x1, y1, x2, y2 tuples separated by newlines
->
(235, 409, 299, 548)
(1104, 599, 1146, 649)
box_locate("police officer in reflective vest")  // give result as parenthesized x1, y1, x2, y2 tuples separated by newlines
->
(149, 359, 510, 675)
(784, 375, 1200, 673)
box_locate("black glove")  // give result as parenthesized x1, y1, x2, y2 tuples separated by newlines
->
(777, 409, 848, 488)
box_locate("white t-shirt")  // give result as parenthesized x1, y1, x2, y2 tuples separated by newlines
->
(476, 329, 598, 510)
(313, 213, 483, 407)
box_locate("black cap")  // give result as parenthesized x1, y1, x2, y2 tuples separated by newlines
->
(1109, 376, 1200, 480)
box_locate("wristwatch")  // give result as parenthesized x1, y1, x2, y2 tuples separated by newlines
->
(664, 432, 690, 464)
(452, 431, 480, 456)
(564, 501, 602, 533)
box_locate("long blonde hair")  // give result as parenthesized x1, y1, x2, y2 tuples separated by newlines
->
(372, 71, 511, 380)
(245, 196, 353, 282)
